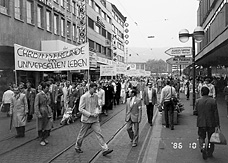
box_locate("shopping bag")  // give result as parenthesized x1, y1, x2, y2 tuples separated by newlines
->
(210, 128, 227, 145)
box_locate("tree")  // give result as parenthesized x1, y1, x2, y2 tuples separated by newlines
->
(145, 59, 167, 73)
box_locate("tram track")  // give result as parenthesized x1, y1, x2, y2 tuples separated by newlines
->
(0, 105, 126, 161)
(46, 107, 126, 163)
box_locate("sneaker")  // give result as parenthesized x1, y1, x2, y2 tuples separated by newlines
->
(102, 149, 113, 156)
(40, 141, 46, 146)
(75, 148, 83, 153)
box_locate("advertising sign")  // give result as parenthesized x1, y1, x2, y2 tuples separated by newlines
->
(14, 43, 89, 71)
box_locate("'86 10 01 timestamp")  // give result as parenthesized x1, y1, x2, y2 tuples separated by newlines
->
(171, 142, 197, 149)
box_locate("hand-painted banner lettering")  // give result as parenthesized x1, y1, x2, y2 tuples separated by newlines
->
(14, 43, 89, 71)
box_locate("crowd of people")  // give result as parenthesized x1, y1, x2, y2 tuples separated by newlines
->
(0, 74, 224, 159)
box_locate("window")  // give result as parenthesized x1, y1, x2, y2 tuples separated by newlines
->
(60, 0, 64, 8)
(15, 0, 22, 20)
(88, 17, 94, 29)
(37, 5, 43, 28)
(26, 1, 34, 24)
(101, 46, 106, 55)
(94, 24, 100, 33)
(60, 17, 65, 36)
(94, 4, 99, 13)
(67, 0, 70, 12)
(107, 32, 111, 40)
(46, 10, 51, 31)
(67, 21, 71, 38)
(54, 14, 58, 34)
(102, 28, 106, 37)
(96, 43, 101, 53)
(0, 0, 8, 14)
(112, 11, 115, 17)
(107, 16, 111, 24)
(72, 23, 76, 40)
(72, 1, 76, 14)
(89, 39, 95, 49)
(107, 48, 111, 57)
(112, 24, 115, 32)
(88, 0, 93, 7)
(101, 10, 106, 19)
(54, 0, 59, 3)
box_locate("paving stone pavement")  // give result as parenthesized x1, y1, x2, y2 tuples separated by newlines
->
(0, 104, 125, 163)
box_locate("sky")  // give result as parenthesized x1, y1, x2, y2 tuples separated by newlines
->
(107, 0, 200, 60)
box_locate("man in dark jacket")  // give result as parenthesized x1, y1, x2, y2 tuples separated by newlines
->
(196, 86, 220, 160)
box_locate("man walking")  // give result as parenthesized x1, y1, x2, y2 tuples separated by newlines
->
(196, 86, 220, 160)
(125, 89, 142, 147)
(10, 87, 28, 138)
(75, 83, 113, 156)
(160, 80, 177, 130)
(143, 82, 157, 126)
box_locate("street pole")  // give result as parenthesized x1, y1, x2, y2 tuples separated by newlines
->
(192, 37, 196, 111)
(179, 65, 182, 76)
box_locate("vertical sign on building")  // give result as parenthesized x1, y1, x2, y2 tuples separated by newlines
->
(77, 0, 87, 44)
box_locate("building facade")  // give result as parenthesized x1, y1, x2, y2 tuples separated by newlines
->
(0, 0, 126, 99)
(196, 0, 228, 76)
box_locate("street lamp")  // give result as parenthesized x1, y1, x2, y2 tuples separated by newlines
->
(179, 26, 205, 113)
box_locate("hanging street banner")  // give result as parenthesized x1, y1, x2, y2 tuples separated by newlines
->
(14, 43, 89, 71)
(166, 56, 192, 65)
(100, 65, 116, 76)
(165, 47, 192, 56)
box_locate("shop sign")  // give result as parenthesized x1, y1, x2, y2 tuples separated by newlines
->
(89, 51, 97, 68)
(14, 43, 89, 71)
(166, 56, 192, 65)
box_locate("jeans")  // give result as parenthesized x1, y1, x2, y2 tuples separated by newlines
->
(75, 122, 108, 151)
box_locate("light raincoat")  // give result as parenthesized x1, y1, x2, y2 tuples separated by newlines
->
(10, 93, 28, 127)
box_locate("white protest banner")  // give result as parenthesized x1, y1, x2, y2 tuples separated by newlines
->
(14, 43, 89, 71)
(100, 65, 116, 76)
(116, 64, 126, 74)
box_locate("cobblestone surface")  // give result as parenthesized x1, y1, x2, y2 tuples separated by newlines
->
(0, 104, 125, 163)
